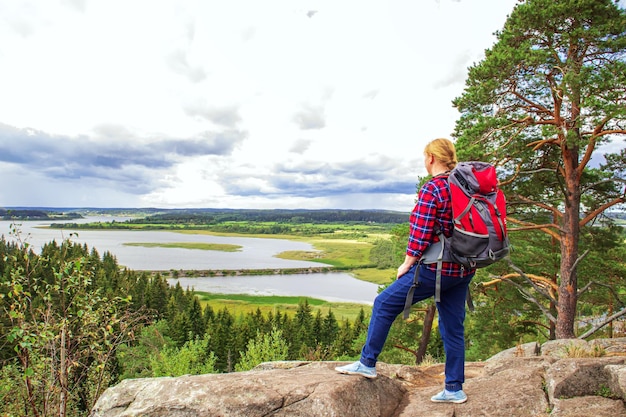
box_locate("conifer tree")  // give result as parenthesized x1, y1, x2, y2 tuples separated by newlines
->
(453, 0, 626, 338)
(321, 309, 339, 349)
(234, 328, 289, 372)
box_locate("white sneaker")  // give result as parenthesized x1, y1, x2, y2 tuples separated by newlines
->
(430, 389, 467, 404)
(335, 361, 377, 379)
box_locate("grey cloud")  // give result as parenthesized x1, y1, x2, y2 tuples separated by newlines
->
(91, 124, 135, 139)
(288, 139, 311, 154)
(183, 102, 242, 128)
(185, 20, 196, 43)
(242, 26, 256, 41)
(362, 90, 379, 99)
(321, 87, 335, 102)
(219, 156, 416, 198)
(166, 50, 207, 83)
(4, 14, 35, 37)
(0, 122, 246, 189)
(433, 50, 472, 89)
(176, 130, 246, 155)
(292, 104, 325, 130)
(63, 0, 87, 12)
(0, 166, 146, 207)
(276, 157, 396, 178)
(44, 163, 158, 194)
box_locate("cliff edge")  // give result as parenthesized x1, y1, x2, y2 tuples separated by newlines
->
(91, 338, 626, 417)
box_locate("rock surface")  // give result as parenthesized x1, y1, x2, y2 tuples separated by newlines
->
(91, 338, 626, 416)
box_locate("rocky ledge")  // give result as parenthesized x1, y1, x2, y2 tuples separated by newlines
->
(91, 338, 626, 417)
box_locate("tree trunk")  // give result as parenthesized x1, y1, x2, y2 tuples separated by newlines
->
(550, 217, 559, 340)
(555, 148, 581, 339)
(60, 325, 67, 417)
(609, 299, 614, 338)
(550, 297, 557, 340)
(416, 304, 436, 364)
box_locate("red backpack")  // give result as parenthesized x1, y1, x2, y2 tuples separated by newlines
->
(440, 161, 509, 268)
(403, 161, 509, 318)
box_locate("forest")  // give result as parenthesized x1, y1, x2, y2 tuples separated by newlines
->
(49, 208, 410, 237)
(0, 209, 82, 221)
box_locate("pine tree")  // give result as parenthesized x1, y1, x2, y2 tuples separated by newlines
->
(453, 0, 626, 338)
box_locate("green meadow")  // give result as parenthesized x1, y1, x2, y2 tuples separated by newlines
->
(193, 293, 371, 322)
(125, 242, 242, 251)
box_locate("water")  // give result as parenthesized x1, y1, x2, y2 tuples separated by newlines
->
(0, 217, 326, 270)
(0, 217, 379, 304)
(170, 274, 378, 304)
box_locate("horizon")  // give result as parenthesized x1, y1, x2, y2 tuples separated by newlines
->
(0, 206, 409, 213)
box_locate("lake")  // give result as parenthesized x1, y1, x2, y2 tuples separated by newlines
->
(170, 275, 379, 304)
(0, 217, 379, 304)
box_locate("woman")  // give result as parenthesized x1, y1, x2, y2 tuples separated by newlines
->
(335, 138, 475, 404)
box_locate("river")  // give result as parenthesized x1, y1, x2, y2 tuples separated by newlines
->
(0, 217, 379, 304)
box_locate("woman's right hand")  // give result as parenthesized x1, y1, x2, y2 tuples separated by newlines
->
(396, 255, 418, 279)
(396, 263, 411, 279)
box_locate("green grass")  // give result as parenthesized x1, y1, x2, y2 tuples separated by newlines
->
(351, 268, 395, 286)
(124, 242, 242, 252)
(275, 239, 373, 268)
(194, 292, 370, 321)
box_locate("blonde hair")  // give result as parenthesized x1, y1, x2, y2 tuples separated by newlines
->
(424, 138, 458, 171)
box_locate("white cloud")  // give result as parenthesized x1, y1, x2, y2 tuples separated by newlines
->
(0, 0, 523, 211)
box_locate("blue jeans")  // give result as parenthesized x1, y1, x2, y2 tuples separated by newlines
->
(360, 264, 474, 391)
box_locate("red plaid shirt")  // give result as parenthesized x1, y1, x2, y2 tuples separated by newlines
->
(406, 174, 475, 278)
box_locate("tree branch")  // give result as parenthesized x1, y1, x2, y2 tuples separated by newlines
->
(508, 224, 561, 231)
(507, 217, 562, 241)
(569, 249, 589, 275)
(507, 261, 558, 304)
(514, 284, 558, 324)
(482, 271, 557, 323)
(392, 344, 416, 355)
(578, 140, 597, 175)
(582, 178, 626, 193)
(518, 168, 561, 175)
(481, 263, 558, 305)
(512, 91, 554, 115)
(481, 273, 557, 292)
(580, 196, 626, 227)
(580, 128, 626, 137)
(578, 307, 626, 339)
(514, 194, 563, 219)
(482, 124, 525, 162)
(499, 163, 521, 187)
(527, 137, 560, 150)
(578, 281, 626, 308)
(577, 118, 626, 176)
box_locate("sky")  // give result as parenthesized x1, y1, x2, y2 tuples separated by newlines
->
(0, 0, 618, 212)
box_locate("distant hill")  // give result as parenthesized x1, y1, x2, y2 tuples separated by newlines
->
(131, 208, 410, 224)
(0, 208, 83, 221)
(3, 207, 410, 224)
